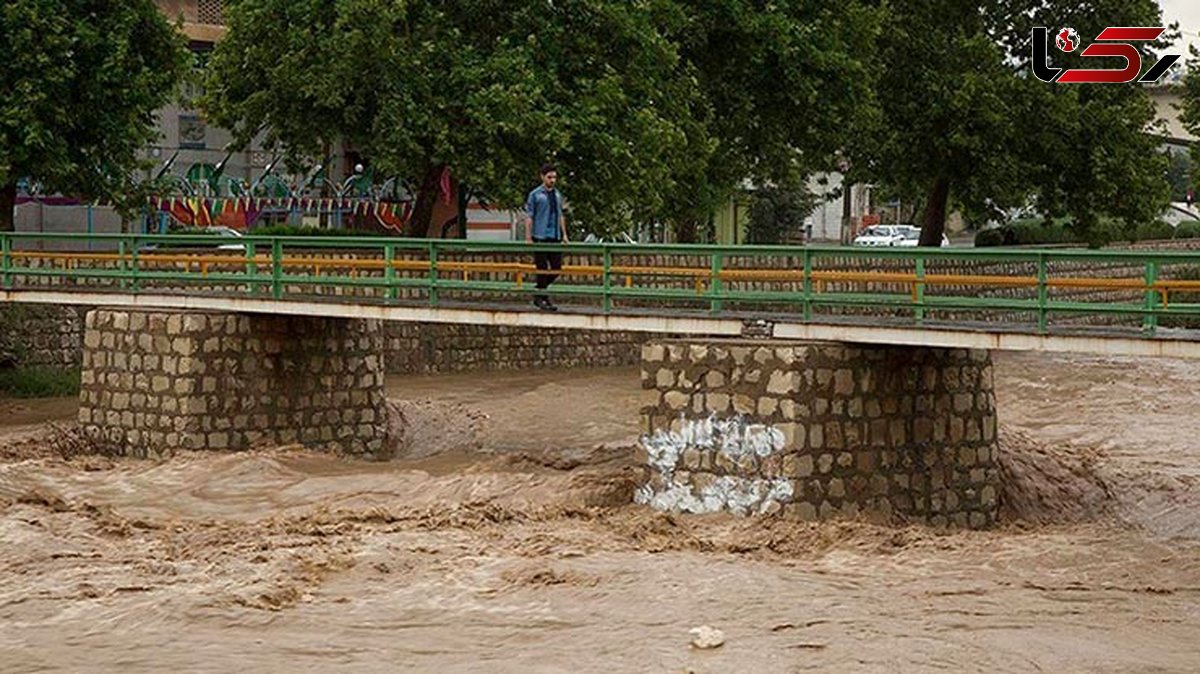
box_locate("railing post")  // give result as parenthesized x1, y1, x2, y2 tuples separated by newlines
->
(384, 243, 396, 302)
(245, 241, 258, 296)
(118, 239, 128, 291)
(428, 241, 439, 307)
(802, 247, 813, 321)
(914, 256, 926, 325)
(86, 204, 95, 252)
(1143, 259, 1159, 335)
(271, 239, 283, 300)
(1, 234, 11, 290)
(709, 250, 723, 314)
(602, 246, 613, 313)
(1037, 253, 1048, 334)
(130, 235, 141, 293)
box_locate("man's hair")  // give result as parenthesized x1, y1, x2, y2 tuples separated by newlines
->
(539, 163, 557, 177)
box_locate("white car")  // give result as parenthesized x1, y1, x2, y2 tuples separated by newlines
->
(854, 225, 907, 247)
(583, 232, 638, 244)
(207, 226, 246, 251)
(852, 225, 913, 247)
(894, 229, 950, 248)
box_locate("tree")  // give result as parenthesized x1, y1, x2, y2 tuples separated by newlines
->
(746, 186, 817, 244)
(1178, 47, 1200, 190)
(662, 0, 880, 241)
(1165, 148, 1192, 203)
(205, 0, 709, 238)
(0, 1, 188, 231)
(853, 0, 1171, 246)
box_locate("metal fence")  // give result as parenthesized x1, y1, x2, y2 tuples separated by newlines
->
(3, 232, 1200, 336)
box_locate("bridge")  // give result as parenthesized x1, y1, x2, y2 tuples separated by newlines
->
(4, 231, 1200, 527)
(4, 232, 1200, 358)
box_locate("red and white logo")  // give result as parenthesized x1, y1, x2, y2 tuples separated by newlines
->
(1033, 26, 1180, 84)
(1055, 27, 1080, 52)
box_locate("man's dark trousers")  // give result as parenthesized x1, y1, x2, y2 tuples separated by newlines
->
(533, 237, 563, 303)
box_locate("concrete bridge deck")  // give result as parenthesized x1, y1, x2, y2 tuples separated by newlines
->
(5, 288, 1200, 359)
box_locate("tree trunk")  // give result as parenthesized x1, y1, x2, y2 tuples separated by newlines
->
(674, 217, 699, 243)
(455, 185, 470, 239)
(404, 164, 447, 238)
(918, 176, 950, 246)
(0, 183, 16, 232)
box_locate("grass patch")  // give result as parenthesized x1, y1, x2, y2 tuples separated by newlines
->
(0, 367, 81, 399)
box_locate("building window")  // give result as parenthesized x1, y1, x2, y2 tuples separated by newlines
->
(179, 114, 207, 150)
(197, 0, 223, 25)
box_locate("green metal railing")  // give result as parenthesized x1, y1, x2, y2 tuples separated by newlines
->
(3, 232, 1200, 337)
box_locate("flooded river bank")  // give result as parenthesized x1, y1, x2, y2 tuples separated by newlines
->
(2, 352, 1200, 672)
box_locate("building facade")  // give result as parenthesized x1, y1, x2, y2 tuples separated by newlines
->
(150, 1, 272, 198)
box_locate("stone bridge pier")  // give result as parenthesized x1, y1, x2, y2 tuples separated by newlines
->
(637, 340, 1000, 529)
(78, 309, 390, 458)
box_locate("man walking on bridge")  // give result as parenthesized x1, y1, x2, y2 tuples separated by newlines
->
(524, 164, 569, 311)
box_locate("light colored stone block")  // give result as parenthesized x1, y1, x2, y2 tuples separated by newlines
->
(757, 397, 778, 417)
(708, 392, 730, 413)
(834, 369, 854, 395)
(767, 371, 796, 395)
(733, 394, 755, 415)
(828, 478, 846, 498)
(664, 391, 689, 410)
(817, 453, 834, 474)
(791, 502, 818, 522)
(656, 369, 675, 388)
(809, 423, 824, 450)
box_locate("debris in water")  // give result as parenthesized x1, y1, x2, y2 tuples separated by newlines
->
(689, 625, 725, 649)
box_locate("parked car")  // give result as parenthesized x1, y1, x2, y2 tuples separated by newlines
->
(140, 226, 245, 252)
(582, 232, 638, 244)
(852, 225, 914, 247)
(207, 226, 246, 251)
(859, 225, 902, 247)
(894, 228, 951, 248)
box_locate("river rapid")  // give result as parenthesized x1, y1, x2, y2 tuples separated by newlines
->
(1, 352, 1199, 672)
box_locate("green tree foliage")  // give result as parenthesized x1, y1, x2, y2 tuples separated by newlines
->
(662, 0, 880, 241)
(853, 0, 1171, 246)
(1179, 46, 1200, 180)
(205, 0, 879, 240)
(679, 1, 878, 187)
(746, 186, 817, 244)
(0, 1, 188, 230)
(1165, 148, 1193, 203)
(204, 0, 709, 238)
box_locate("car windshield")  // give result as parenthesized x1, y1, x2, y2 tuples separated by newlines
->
(903, 230, 920, 240)
(864, 226, 892, 237)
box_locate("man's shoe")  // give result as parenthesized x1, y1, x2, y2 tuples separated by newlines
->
(542, 299, 559, 312)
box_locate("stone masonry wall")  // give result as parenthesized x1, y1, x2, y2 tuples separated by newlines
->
(637, 340, 1000, 529)
(2, 303, 648, 376)
(78, 310, 389, 457)
(0, 304, 87, 370)
(383, 323, 647, 374)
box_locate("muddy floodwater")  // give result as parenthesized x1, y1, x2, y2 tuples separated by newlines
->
(3, 353, 1200, 672)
